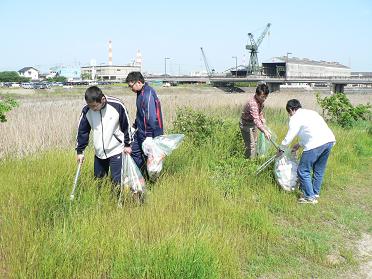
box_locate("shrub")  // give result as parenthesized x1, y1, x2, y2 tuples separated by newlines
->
(0, 71, 30, 82)
(316, 93, 371, 128)
(0, 97, 18, 122)
(171, 107, 224, 145)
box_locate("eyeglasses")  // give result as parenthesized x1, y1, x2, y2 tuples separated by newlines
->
(128, 82, 136, 89)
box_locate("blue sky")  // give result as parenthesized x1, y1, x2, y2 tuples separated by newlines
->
(1, 0, 371, 74)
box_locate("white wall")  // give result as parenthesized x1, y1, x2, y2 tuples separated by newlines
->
(20, 69, 39, 80)
(287, 63, 351, 78)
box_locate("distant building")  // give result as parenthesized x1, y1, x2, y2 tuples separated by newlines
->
(18, 67, 39, 80)
(351, 72, 372, 78)
(81, 65, 141, 81)
(262, 57, 351, 78)
(49, 66, 81, 81)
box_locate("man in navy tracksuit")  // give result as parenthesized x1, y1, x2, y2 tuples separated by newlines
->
(125, 72, 163, 171)
(76, 86, 132, 185)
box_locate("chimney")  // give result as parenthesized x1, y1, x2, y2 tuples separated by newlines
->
(135, 49, 142, 72)
(108, 40, 113, 65)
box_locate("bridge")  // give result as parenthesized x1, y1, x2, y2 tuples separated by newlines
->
(145, 75, 372, 93)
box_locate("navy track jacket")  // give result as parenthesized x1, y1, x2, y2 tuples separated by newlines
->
(134, 83, 163, 138)
(76, 96, 131, 159)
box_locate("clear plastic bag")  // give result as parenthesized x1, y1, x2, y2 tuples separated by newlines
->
(142, 134, 184, 180)
(121, 153, 145, 193)
(274, 150, 298, 191)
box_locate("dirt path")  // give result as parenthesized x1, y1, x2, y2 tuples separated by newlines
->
(340, 233, 372, 279)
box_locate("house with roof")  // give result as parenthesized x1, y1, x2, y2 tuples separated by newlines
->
(18, 67, 39, 80)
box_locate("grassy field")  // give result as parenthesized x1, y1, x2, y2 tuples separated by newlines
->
(0, 86, 371, 278)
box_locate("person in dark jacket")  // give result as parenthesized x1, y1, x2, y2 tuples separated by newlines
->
(125, 72, 163, 171)
(76, 86, 132, 185)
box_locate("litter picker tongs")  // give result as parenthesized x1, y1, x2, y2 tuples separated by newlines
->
(255, 138, 283, 176)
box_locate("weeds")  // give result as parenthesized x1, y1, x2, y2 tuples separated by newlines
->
(0, 99, 371, 278)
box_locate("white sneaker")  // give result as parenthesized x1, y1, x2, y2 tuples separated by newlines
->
(298, 197, 318, 204)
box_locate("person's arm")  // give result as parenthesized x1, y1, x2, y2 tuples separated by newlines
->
(76, 109, 91, 163)
(143, 89, 158, 138)
(249, 101, 270, 139)
(281, 117, 301, 147)
(118, 102, 132, 147)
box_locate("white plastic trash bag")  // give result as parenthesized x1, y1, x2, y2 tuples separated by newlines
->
(274, 152, 298, 191)
(142, 134, 184, 180)
(121, 153, 145, 193)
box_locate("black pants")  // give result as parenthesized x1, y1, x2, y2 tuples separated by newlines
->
(131, 132, 146, 170)
(94, 153, 122, 184)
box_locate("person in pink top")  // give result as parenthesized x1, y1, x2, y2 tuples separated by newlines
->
(240, 84, 271, 158)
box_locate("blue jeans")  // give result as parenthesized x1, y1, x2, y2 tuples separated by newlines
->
(297, 142, 334, 199)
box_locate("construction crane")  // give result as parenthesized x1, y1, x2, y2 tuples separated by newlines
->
(200, 47, 215, 78)
(246, 23, 271, 75)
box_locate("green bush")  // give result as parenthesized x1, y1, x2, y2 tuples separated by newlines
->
(316, 93, 371, 128)
(171, 107, 224, 145)
(0, 97, 18, 122)
(0, 71, 30, 82)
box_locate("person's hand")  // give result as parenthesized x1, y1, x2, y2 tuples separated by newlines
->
(276, 148, 284, 157)
(123, 146, 132, 154)
(291, 143, 301, 153)
(263, 129, 271, 140)
(77, 154, 85, 164)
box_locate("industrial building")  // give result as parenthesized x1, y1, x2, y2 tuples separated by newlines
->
(81, 65, 141, 81)
(262, 57, 351, 78)
(48, 66, 81, 81)
(80, 41, 142, 81)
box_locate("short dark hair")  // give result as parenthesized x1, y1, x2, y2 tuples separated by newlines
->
(256, 83, 269, 95)
(85, 86, 104, 103)
(125, 71, 145, 84)
(286, 99, 302, 113)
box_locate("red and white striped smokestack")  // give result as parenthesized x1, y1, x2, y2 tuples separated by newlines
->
(108, 40, 113, 65)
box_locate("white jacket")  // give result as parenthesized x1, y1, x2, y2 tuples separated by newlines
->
(281, 108, 336, 151)
(76, 96, 131, 159)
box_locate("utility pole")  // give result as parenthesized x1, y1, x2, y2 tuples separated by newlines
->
(232, 56, 238, 77)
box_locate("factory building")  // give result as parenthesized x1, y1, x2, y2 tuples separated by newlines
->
(81, 41, 142, 81)
(48, 66, 81, 81)
(81, 65, 141, 81)
(262, 57, 351, 78)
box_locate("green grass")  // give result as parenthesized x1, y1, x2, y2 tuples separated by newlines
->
(0, 108, 371, 278)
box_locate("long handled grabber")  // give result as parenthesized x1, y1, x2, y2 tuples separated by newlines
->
(255, 138, 283, 176)
(269, 138, 281, 152)
(70, 162, 82, 201)
(255, 154, 277, 175)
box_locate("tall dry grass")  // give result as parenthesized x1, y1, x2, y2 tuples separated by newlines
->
(0, 85, 371, 158)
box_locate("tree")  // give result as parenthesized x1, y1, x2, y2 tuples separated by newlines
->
(0, 71, 30, 82)
(0, 97, 19, 122)
(316, 93, 371, 128)
(46, 76, 67, 82)
(81, 73, 91, 81)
